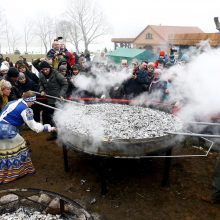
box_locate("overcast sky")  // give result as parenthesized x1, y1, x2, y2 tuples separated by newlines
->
(1, 0, 220, 52)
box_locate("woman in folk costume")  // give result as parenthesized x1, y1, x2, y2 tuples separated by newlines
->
(0, 90, 56, 184)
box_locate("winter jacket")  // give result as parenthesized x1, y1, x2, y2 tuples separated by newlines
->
(4, 76, 21, 101)
(39, 69, 68, 105)
(18, 76, 39, 95)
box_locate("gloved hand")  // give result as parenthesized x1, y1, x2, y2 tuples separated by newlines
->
(43, 124, 57, 132)
(50, 127, 57, 132)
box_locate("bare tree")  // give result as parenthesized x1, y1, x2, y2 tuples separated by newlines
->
(10, 29, 21, 52)
(35, 16, 55, 54)
(67, 0, 109, 52)
(24, 20, 34, 54)
(0, 8, 5, 35)
(55, 19, 82, 53)
(0, 8, 5, 53)
(4, 20, 11, 54)
(55, 20, 70, 43)
(68, 23, 82, 53)
(47, 18, 55, 48)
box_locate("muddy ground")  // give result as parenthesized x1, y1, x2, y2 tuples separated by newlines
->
(1, 130, 220, 220)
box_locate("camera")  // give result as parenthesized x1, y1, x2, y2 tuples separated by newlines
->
(54, 36, 63, 41)
(170, 47, 177, 53)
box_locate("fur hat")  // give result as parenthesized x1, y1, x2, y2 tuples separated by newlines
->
(7, 67, 19, 78)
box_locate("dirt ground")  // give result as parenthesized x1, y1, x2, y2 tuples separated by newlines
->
(1, 130, 220, 220)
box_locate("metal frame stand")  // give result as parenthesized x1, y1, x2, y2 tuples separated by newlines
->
(161, 147, 173, 187)
(62, 145, 69, 172)
(62, 144, 174, 194)
(97, 158, 108, 195)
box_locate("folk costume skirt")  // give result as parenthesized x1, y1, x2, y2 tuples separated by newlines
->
(0, 134, 35, 184)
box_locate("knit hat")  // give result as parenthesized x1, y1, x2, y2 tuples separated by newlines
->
(159, 50, 166, 57)
(16, 62, 27, 69)
(147, 62, 155, 69)
(15, 60, 26, 69)
(2, 61, 10, 68)
(0, 63, 9, 72)
(39, 61, 51, 69)
(180, 54, 190, 63)
(7, 67, 19, 78)
(58, 65, 67, 72)
(72, 65, 79, 71)
(131, 59, 138, 65)
(154, 68, 162, 75)
(18, 72, 26, 81)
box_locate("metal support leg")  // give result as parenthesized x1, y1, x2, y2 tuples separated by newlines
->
(63, 145, 69, 172)
(98, 159, 108, 195)
(161, 147, 173, 186)
(59, 199, 65, 215)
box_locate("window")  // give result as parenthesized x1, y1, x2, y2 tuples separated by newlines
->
(146, 33, 153, 39)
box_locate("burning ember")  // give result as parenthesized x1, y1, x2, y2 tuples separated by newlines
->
(55, 103, 182, 140)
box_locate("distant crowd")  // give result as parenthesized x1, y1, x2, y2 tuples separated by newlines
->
(0, 38, 192, 121)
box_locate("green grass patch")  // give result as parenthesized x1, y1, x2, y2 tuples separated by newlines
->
(2, 54, 45, 63)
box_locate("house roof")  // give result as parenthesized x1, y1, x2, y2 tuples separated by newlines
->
(134, 25, 204, 42)
(169, 33, 220, 46)
(111, 38, 135, 43)
(108, 48, 147, 58)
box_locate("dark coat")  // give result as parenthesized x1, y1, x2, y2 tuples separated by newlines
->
(25, 70, 39, 85)
(149, 80, 168, 101)
(4, 76, 21, 101)
(123, 78, 145, 99)
(39, 69, 68, 105)
(18, 76, 39, 96)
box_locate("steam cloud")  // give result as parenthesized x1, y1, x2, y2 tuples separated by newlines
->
(134, 42, 220, 124)
(165, 44, 220, 122)
(71, 66, 132, 96)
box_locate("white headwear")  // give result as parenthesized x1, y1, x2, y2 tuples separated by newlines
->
(2, 61, 10, 68)
(0, 63, 9, 72)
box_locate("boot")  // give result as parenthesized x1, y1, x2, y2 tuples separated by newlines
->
(46, 131, 57, 141)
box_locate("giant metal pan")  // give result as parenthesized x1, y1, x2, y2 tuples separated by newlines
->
(63, 131, 180, 158)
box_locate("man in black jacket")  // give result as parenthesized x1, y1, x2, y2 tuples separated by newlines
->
(39, 61, 68, 140)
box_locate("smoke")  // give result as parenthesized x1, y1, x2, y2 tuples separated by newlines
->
(168, 45, 220, 122)
(54, 102, 105, 153)
(54, 42, 220, 154)
(71, 66, 132, 96)
(132, 42, 220, 124)
(53, 101, 183, 156)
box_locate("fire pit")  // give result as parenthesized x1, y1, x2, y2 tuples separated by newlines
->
(0, 188, 94, 220)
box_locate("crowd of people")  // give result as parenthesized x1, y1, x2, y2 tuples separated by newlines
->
(0, 39, 220, 205)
